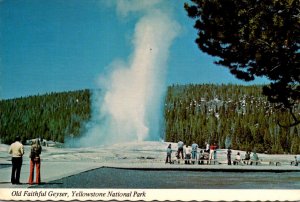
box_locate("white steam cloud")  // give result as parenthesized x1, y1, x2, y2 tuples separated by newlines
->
(71, 1, 180, 146)
(115, 0, 161, 17)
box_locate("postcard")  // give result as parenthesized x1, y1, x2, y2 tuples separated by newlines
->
(0, 0, 299, 201)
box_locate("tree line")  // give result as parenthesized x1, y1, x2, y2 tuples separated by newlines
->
(165, 84, 300, 154)
(1, 85, 299, 154)
(0, 89, 90, 144)
(185, 0, 300, 127)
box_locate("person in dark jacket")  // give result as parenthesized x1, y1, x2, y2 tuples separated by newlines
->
(177, 140, 184, 159)
(227, 148, 232, 165)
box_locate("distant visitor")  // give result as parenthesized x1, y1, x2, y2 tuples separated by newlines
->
(177, 140, 184, 159)
(165, 144, 172, 164)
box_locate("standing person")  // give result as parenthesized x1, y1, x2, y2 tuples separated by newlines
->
(184, 145, 192, 164)
(165, 144, 172, 164)
(191, 141, 199, 164)
(209, 142, 217, 164)
(177, 140, 184, 159)
(28, 139, 42, 185)
(295, 155, 300, 166)
(227, 148, 232, 165)
(8, 136, 24, 184)
(205, 142, 210, 153)
(213, 145, 218, 160)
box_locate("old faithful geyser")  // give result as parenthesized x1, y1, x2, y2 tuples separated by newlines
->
(75, 1, 180, 146)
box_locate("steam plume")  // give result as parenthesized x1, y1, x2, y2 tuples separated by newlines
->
(71, 1, 180, 146)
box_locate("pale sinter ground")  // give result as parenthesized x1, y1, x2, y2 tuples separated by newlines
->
(0, 141, 299, 188)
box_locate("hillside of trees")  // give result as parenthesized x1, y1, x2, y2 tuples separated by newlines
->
(1, 85, 299, 154)
(0, 89, 90, 144)
(165, 84, 300, 154)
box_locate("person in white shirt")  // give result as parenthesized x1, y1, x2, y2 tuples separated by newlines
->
(8, 136, 24, 184)
(205, 142, 210, 152)
(233, 152, 241, 165)
(184, 145, 192, 164)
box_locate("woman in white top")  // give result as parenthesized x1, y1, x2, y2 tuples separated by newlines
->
(233, 152, 241, 165)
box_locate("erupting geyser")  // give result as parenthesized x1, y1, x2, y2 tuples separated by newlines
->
(72, 1, 180, 147)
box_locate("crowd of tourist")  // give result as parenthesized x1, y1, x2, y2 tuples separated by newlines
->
(165, 140, 263, 165)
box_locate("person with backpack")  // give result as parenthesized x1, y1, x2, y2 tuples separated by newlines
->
(28, 139, 42, 185)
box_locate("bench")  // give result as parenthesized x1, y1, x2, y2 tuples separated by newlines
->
(174, 158, 220, 165)
(243, 160, 281, 166)
(198, 159, 220, 165)
(232, 160, 242, 165)
(249, 160, 261, 165)
(167, 158, 284, 167)
(269, 161, 281, 166)
(172, 158, 196, 164)
(242, 159, 251, 165)
(236, 160, 262, 166)
(290, 161, 299, 166)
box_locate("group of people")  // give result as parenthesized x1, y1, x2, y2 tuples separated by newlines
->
(165, 140, 263, 166)
(8, 136, 42, 185)
(227, 149, 259, 165)
(165, 140, 219, 164)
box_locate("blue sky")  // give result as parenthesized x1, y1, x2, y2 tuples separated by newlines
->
(0, 0, 268, 100)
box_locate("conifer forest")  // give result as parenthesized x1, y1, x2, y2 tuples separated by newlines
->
(1, 85, 299, 154)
